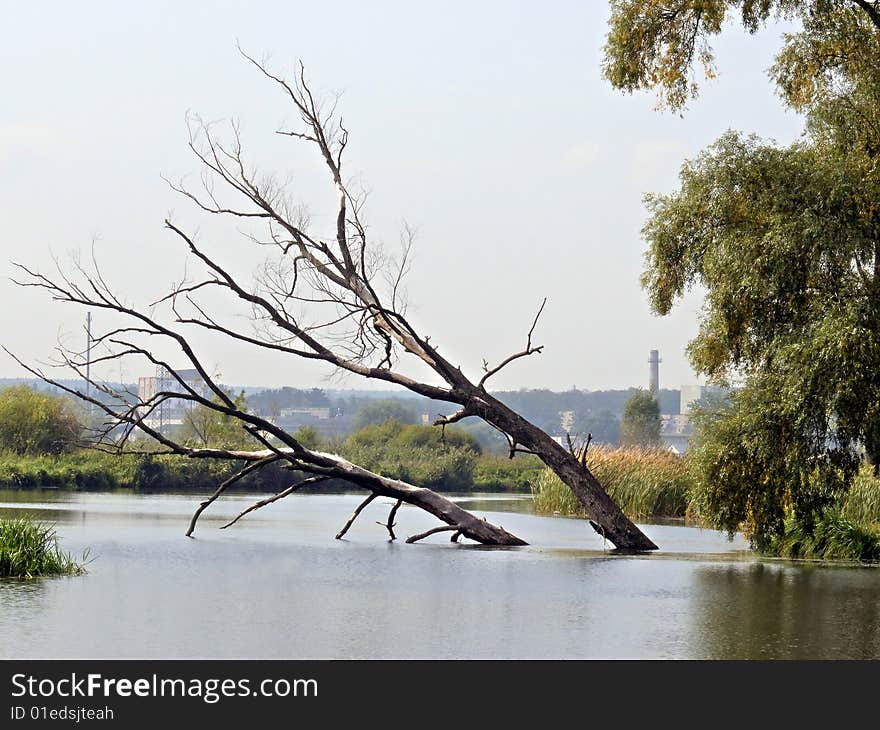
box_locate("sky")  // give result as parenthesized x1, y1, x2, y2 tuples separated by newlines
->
(0, 1, 805, 392)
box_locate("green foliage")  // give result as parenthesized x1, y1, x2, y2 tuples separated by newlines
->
(620, 1, 880, 549)
(603, 1, 865, 112)
(343, 420, 479, 491)
(352, 399, 418, 430)
(619, 389, 661, 448)
(472, 455, 544, 492)
(574, 409, 621, 446)
(841, 465, 880, 527)
(291, 425, 323, 450)
(132, 454, 239, 491)
(643, 127, 880, 545)
(0, 386, 82, 456)
(770, 512, 880, 562)
(178, 391, 256, 450)
(533, 446, 691, 518)
(686, 381, 860, 551)
(0, 451, 134, 490)
(0, 515, 87, 577)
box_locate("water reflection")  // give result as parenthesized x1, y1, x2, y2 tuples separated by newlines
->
(689, 562, 880, 658)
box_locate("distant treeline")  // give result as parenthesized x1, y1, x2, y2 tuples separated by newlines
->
(4, 377, 680, 447)
(247, 385, 682, 446)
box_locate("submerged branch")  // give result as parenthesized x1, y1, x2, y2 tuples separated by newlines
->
(220, 476, 329, 529)
(336, 492, 379, 539)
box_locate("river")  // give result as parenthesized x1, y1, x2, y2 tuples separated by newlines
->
(1, 490, 878, 658)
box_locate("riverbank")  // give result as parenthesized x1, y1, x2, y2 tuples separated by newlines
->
(8, 444, 880, 561)
(0, 449, 542, 494)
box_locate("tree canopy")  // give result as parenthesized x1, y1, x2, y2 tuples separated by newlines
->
(609, 0, 880, 547)
(178, 391, 255, 450)
(620, 389, 662, 448)
(352, 399, 419, 430)
(603, 0, 880, 112)
(0, 386, 82, 455)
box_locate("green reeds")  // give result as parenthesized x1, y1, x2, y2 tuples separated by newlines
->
(531, 446, 692, 519)
(0, 515, 87, 578)
(841, 466, 880, 528)
(771, 512, 880, 562)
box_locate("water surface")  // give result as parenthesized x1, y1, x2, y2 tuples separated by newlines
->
(1, 490, 877, 658)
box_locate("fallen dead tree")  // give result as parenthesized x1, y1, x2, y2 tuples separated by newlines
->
(12, 50, 657, 550)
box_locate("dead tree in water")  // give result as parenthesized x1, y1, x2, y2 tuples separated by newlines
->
(13, 50, 657, 550)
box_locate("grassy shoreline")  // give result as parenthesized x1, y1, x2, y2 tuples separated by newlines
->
(5, 445, 880, 562)
(0, 449, 541, 494)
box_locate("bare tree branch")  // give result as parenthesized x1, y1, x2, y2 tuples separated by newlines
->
(186, 455, 281, 537)
(406, 525, 462, 544)
(335, 492, 379, 539)
(377, 498, 403, 540)
(478, 297, 547, 390)
(220, 476, 329, 529)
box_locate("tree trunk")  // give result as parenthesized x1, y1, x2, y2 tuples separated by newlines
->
(473, 393, 658, 551)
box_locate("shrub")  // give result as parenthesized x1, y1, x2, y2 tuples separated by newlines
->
(473, 455, 543, 492)
(0, 386, 82, 455)
(343, 420, 478, 491)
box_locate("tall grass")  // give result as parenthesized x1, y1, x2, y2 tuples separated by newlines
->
(0, 515, 87, 578)
(770, 512, 880, 562)
(841, 466, 880, 527)
(532, 446, 692, 518)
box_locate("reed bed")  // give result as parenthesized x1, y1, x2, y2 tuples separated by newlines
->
(0, 515, 87, 578)
(841, 466, 880, 528)
(532, 446, 692, 519)
(771, 512, 880, 562)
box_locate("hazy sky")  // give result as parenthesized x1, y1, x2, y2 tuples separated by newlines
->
(1, 1, 804, 392)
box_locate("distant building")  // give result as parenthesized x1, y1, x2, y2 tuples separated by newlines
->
(648, 349, 661, 394)
(279, 407, 331, 420)
(660, 414, 692, 454)
(137, 367, 211, 432)
(660, 384, 730, 452)
(273, 406, 352, 437)
(680, 384, 730, 415)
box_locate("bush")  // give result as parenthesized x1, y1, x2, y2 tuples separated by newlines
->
(132, 455, 238, 491)
(0, 451, 135, 491)
(0, 386, 82, 455)
(343, 420, 478, 491)
(473, 455, 543, 492)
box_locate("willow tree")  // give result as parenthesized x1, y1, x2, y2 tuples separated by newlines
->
(605, 1, 880, 548)
(13, 52, 657, 550)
